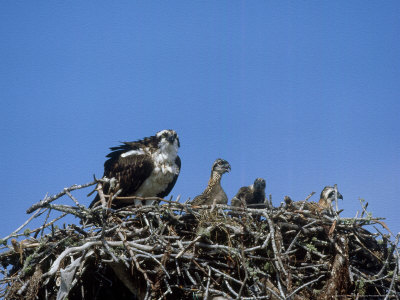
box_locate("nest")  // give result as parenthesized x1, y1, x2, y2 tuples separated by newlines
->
(0, 180, 399, 299)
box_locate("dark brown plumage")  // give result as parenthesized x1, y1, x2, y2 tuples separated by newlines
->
(191, 159, 231, 206)
(231, 178, 266, 208)
(89, 129, 181, 208)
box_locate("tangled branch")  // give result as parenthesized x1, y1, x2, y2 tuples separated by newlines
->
(0, 180, 399, 299)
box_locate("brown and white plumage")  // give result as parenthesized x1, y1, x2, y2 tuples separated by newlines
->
(318, 185, 343, 211)
(191, 159, 231, 206)
(89, 129, 181, 208)
(231, 178, 266, 208)
(285, 185, 343, 215)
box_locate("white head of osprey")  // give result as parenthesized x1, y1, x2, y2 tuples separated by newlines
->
(154, 129, 180, 164)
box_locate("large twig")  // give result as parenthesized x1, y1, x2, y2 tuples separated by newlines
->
(26, 180, 97, 213)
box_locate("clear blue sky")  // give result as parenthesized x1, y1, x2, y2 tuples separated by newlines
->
(1, 2, 399, 238)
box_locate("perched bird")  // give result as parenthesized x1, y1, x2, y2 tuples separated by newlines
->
(284, 195, 321, 214)
(284, 185, 343, 215)
(89, 129, 181, 208)
(191, 159, 231, 206)
(318, 185, 343, 211)
(231, 178, 267, 208)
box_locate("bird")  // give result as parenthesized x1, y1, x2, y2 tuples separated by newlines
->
(283, 195, 321, 214)
(191, 159, 231, 206)
(284, 185, 343, 215)
(231, 178, 267, 208)
(89, 129, 181, 208)
(318, 185, 343, 212)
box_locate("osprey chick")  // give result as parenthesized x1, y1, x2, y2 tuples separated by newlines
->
(318, 186, 343, 211)
(231, 178, 266, 208)
(191, 159, 231, 206)
(90, 129, 181, 208)
(284, 185, 343, 215)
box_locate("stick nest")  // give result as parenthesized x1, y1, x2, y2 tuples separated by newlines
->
(0, 180, 399, 299)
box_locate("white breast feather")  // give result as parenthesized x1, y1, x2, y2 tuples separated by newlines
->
(134, 140, 179, 200)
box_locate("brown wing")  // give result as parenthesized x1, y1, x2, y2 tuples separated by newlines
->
(230, 186, 250, 207)
(192, 194, 211, 206)
(237, 186, 253, 202)
(192, 183, 227, 206)
(89, 153, 154, 208)
(104, 153, 154, 196)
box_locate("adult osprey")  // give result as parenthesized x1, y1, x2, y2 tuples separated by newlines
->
(231, 178, 267, 208)
(191, 159, 231, 206)
(89, 129, 181, 208)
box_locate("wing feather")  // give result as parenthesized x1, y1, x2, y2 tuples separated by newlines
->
(192, 194, 210, 206)
(104, 154, 153, 196)
(235, 187, 252, 202)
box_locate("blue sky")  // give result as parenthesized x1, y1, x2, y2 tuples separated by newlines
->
(1, 2, 399, 238)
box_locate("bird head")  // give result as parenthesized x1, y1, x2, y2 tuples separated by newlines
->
(320, 186, 343, 204)
(157, 129, 180, 149)
(253, 178, 266, 191)
(284, 195, 293, 205)
(212, 159, 231, 175)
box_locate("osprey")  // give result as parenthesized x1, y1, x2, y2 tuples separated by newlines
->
(191, 159, 231, 206)
(318, 186, 343, 211)
(90, 129, 181, 208)
(284, 185, 343, 214)
(231, 178, 267, 208)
